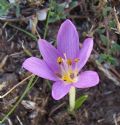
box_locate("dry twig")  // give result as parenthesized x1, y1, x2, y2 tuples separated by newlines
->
(0, 74, 34, 99)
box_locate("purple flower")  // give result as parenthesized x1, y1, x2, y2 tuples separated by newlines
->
(22, 19, 99, 100)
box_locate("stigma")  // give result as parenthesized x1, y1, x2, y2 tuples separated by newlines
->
(56, 55, 79, 83)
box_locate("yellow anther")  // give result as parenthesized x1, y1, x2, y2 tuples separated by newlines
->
(67, 59, 72, 65)
(74, 58, 80, 63)
(57, 57, 63, 64)
(61, 71, 77, 83)
(62, 74, 73, 83)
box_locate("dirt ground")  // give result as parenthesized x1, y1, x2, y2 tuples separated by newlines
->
(0, 0, 120, 125)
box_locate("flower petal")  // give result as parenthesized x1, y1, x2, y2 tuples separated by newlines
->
(74, 71, 99, 88)
(57, 19, 79, 59)
(38, 39, 61, 72)
(52, 81, 71, 100)
(22, 57, 58, 81)
(77, 38, 93, 70)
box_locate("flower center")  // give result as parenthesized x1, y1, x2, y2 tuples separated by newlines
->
(56, 54, 79, 83)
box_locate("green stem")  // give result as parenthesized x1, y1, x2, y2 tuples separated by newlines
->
(43, 0, 53, 39)
(8, 23, 37, 40)
(69, 86, 76, 112)
(43, 10, 50, 39)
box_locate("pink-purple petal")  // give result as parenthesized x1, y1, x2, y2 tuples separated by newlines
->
(38, 39, 61, 72)
(52, 81, 71, 100)
(77, 38, 93, 71)
(57, 19, 79, 59)
(74, 71, 99, 88)
(22, 57, 58, 81)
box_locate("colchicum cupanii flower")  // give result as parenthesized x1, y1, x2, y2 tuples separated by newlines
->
(23, 19, 99, 111)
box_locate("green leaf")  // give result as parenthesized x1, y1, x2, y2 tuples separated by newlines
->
(69, 1, 78, 8)
(98, 54, 107, 63)
(0, 0, 10, 16)
(111, 43, 120, 52)
(103, 6, 112, 17)
(109, 20, 116, 28)
(100, 34, 109, 46)
(75, 95, 88, 110)
(96, 27, 105, 34)
(15, 3, 20, 17)
(48, 1, 67, 23)
(98, 53, 117, 65)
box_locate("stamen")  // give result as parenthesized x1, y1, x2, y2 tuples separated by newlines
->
(74, 58, 80, 63)
(70, 73, 75, 79)
(62, 74, 73, 83)
(63, 53, 67, 59)
(61, 71, 77, 83)
(56, 54, 79, 84)
(57, 57, 63, 64)
(67, 59, 72, 65)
